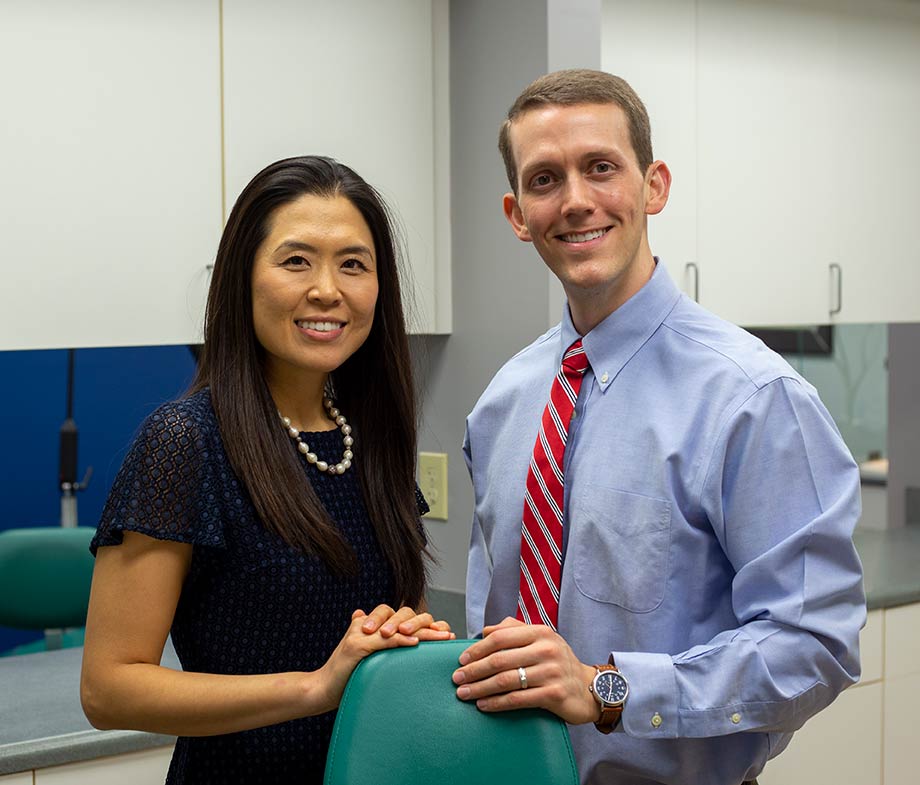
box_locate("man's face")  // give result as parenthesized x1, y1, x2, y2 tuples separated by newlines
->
(503, 102, 669, 332)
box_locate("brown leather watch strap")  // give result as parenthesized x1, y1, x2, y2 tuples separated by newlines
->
(593, 663, 623, 734)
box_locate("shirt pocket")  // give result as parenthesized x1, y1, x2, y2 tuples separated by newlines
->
(569, 485, 672, 613)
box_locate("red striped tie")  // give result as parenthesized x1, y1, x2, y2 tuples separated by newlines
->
(516, 339, 590, 630)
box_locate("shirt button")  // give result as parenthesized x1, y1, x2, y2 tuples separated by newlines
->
(651, 713, 663, 728)
(600, 372, 609, 383)
(731, 712, 742, 724)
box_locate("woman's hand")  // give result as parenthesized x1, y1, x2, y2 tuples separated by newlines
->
(358, 603, 456, 641)
(314, 608, 427, 712)
(313, 604, 455, 713)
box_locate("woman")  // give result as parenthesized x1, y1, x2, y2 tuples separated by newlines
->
(80, 156, 452, 784)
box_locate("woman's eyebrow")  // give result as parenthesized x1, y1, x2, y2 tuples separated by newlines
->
(274, 240, 373, 258)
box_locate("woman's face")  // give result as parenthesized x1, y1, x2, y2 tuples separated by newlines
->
(251, 193, 379, 389)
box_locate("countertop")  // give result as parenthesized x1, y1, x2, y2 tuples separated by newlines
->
(853, 525, 920, 610)
(3, 527, 920, 775)
(0, 642, 179, 775)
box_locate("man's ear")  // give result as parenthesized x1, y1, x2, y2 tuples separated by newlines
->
(644, 160, 672, 216)
(502, 192, 532, 242)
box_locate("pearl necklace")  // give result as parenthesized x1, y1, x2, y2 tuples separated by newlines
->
(278, 397, 354, 475)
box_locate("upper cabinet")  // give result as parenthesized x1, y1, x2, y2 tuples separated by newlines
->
(601, 0, 698, 298)
(833, 3, 920, 325)
(0, 1, 449, 352)
(0, 1, 223, 350)
(602, 0, 920, 327)
(222, 0, 451, 334)
(695, 0, 838, 327)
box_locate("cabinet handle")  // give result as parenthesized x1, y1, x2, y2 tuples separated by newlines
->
(685, 262, 699, 302)
(829, 263, 842, 316)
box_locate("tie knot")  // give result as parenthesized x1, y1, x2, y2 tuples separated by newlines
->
(562, 339, 589, 375)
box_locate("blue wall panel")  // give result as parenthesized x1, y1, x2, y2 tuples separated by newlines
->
(0, 345, 197, 653)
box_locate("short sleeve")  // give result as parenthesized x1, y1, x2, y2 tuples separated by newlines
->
(91, 398, 228, 554)
(414, 485, 431, 546)
(415, 486, 430, 517)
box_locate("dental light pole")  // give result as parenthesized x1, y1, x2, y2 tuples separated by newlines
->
(59, 349, 91, 527)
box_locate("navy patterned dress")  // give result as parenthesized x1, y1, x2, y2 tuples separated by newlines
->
(91, 388, 427, 784)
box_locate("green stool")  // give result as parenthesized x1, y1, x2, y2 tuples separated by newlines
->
(0, 526, 96, 657)
(324, 639, 579, 785)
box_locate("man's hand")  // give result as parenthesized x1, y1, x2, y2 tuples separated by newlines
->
(452, 617, 600, 724)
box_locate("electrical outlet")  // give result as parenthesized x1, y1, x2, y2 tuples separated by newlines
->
(419, 452, 448, 520)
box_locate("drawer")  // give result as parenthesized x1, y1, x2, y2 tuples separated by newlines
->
(885, 603, 920, 680)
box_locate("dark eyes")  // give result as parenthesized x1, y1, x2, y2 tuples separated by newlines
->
(282, 254, 309, 267)
(341, 258, 369, 271)
(528, 161, 615, 191)
(281, 255, 368, 271)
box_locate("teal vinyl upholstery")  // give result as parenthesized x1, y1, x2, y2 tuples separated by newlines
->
(324, 639, 579, 785)
(0, 526, 95, 656)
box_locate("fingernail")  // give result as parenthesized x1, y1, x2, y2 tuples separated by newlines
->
(457, 686, 470, 699)
(381, 624, 395, 635)
(452, 669, 466, 684)
(458, 652, 470, 665)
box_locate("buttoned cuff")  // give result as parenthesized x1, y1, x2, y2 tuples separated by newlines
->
(613, 650, 679, 738)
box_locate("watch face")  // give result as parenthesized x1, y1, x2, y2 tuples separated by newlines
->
(594, 671, 628, 705)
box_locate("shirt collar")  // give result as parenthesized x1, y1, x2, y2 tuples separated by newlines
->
(559, 259, 682, 392)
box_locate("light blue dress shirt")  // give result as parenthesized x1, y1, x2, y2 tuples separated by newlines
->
(464, 261, 865, 785)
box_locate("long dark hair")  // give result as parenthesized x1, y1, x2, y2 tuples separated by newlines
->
(190, 156, 426, 606)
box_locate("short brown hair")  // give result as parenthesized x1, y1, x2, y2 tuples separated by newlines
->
(498, 69, 653, 194)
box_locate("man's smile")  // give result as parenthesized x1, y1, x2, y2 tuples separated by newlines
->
(557, 227, 612, 244)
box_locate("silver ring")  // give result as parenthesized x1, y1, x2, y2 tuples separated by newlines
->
(518, 666, 529, 690)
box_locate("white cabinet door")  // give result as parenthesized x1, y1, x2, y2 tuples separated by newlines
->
(222, 0, 449, 334)
(696, 0, 837, 327)
(833, 5, 920, 325)
(601, 0, 698, 296)
(759, 681, 882, 785)
(884, 602, 920, 681)
(34, 746, 173, 785)
(0, 2, 222, 351)
(0, 772, 33, 785)
(885, 671, 920, 785)
(883, 603, 920, 785)
(599, 1, 920, 329)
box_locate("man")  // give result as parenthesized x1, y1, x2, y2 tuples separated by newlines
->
(455, 70, 864, 785)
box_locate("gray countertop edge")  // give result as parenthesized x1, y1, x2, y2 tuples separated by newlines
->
(0, 729, 175, 775)
(854, 526, 920, 611)
(865, 579, 920, 610)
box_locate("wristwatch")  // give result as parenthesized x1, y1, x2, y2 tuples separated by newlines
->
(588, 656, 628, 734)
